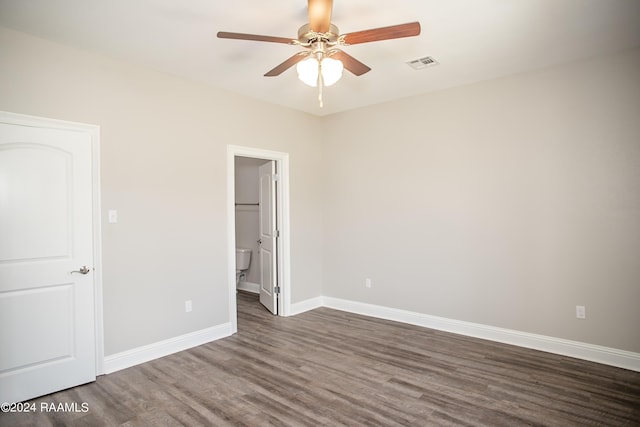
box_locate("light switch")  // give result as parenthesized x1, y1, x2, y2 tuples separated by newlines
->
(108, 210, 118, 223)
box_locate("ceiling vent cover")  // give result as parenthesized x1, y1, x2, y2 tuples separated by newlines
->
(407, 56, 439, 70)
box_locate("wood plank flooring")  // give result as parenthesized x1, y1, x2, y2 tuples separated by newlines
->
(2, 291, 639, 426)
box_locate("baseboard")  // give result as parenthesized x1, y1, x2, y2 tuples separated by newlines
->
(321, 296, 640, 372)
(237, 281, 259, 294)
(289, 296, 324, 316)
(102, 296, 640, 375)
(103, 322, 233, 374)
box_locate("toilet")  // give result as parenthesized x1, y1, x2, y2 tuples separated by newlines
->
(235, 248, 252, 286)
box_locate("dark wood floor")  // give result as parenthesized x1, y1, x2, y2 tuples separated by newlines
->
(3, 291, 639, 426)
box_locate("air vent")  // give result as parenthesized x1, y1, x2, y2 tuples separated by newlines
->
(406, 56, 439, 70)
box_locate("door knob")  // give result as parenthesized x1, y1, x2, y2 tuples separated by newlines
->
(71, 266, 91, 275)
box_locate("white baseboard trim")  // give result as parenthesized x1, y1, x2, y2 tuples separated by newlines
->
(237, 281, 259, 294)
(321, 296, 640, 372)
(103, 322, 233, 374)
(101, 296, 640, 375)
(289, 296, 324, 316)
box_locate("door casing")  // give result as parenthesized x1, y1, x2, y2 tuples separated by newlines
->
(227, 145, 291, 331)
(0, 111, 104, 375)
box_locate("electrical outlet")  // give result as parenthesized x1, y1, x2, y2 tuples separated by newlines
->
(365, 278, 372, 288)
(185, 300, 192, 313)
(576, 305, 586, 319)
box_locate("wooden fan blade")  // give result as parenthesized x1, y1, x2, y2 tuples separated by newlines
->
(217, 31, 294, 45)
(341, 22, 421, 45)
(265, 52, 309, 77)
(329, 50, 371, 76)
(308, 0, 333, 33)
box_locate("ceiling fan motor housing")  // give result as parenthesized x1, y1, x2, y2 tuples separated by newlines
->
(298, 23, 340, 44)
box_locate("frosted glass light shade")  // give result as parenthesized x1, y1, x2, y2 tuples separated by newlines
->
(320, 57, 343, 86)
(296, 56, 343, 87)
(296, 57, 319, 86)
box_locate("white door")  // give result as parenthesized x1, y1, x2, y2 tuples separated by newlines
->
(258, 161, 278, 314)
(0, 116, 96, 403)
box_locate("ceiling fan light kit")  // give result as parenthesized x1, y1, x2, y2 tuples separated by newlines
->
(296, 55, 343, 87)
(217, 0, 421, 107)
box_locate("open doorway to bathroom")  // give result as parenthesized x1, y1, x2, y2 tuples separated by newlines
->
(234, 156, 269, 296)
(227, 145, 291, 333)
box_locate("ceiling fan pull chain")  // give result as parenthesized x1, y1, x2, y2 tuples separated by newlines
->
(318, 63, 324, 108)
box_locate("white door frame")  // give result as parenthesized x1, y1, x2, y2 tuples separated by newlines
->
(227, 145, 291, 332)
(0, 111, 105, 375)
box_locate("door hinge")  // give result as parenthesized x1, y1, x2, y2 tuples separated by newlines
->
(274, 286, 281, 294)
(272, 174, 279, 182)
(274, 229, 280, 238)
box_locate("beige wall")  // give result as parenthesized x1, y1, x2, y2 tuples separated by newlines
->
(0, 27, 324, 355)
(1, 24, 639, 357)
(322, 47, 640, 353)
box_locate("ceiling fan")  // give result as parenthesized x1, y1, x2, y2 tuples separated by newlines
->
(217, 0, 421, 107)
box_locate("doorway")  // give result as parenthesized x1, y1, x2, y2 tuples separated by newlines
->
(234, 157, 274, 308)
(227, 145, 291, 333)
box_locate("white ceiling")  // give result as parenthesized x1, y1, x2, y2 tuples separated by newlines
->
(1, 0, 639, 116)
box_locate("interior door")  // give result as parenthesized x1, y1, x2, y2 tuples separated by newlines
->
(0, 116, 96, 403)
(258, 161, 278, 314)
